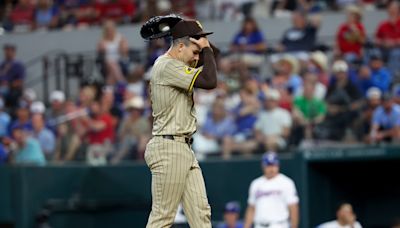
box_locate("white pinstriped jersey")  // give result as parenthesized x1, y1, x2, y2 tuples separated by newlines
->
(150, 54, 203, 136)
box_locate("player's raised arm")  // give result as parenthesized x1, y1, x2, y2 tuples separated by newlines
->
(189, 37, 217, 90)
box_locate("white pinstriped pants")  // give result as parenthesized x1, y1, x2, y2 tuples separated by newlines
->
(144, 136, 211, 228)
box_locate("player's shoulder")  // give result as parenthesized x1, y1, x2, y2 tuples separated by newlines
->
(276, 173, 295, 184)
(251, 176, 266, 186)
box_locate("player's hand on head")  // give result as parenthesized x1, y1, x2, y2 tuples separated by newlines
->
(190, 37, 210, 50)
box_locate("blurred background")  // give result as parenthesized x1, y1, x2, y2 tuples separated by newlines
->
(0, 0, 400, 227)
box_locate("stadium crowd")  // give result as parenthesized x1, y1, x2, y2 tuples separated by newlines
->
(1, 1, 400, 165)
(0, 0, 394, 33)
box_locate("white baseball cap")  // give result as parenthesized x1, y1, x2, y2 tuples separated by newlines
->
(50, 90, 66, 102)
(264, 89, 281, 101)
(30, 101, 46, 114)
(332, 60, 349, 73)
(366, 87, 382, 99)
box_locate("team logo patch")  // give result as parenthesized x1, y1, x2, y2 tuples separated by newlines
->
(184, 66, 194, 74)
(196, 21, 203, 29)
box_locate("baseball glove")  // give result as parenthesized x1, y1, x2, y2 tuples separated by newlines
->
(140, 14, 183, 40)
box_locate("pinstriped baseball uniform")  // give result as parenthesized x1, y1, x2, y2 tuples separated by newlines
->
(145, 54, 212, 228)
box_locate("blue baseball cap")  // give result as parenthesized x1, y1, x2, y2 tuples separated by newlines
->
(262, 152, 280, 166)
(224, 201, 240, 213)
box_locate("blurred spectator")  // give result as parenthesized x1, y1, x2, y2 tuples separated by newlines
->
(100, 86, 122, 126)
(6, 0, 36, 32)
(97, 20, 129, 85)
(83, 100, 115, 164)
(0, 44, 26, 110)
(78, 85, 97, 107)
(352, 65, 374, 96)
(34, 0, 60, 30)
(22, 88, 37, 107)
(254, 89, 292, 151)
(95, 0, 136, 24)
(0, 97, 11, 138)
(126, 65, 147, 97)
(393, 83, 400, 105)
(230, 17, 267, 68)
(53, 101, 85, 162)
(316, 60, 362, 141)
(308, 51, 329, 87)
(217, 201, 244, 228)
(111, 96, 150, 163)
(273, 55, 302, 94)
(297, 72, 327, 100)
(31, 113, 55, 160)
(335, 5, 366, 62)
(222, 87, 260, 159)
(57, 0, 99, 28)
(297, 0, 324, 14)
(270, 55, 302, 110)
(9, 101, 33, 134)
(10, 126, 46, 165)
(335, 0, 363, 10)
(193, 99, 236, 158)
(375, 1, 400, 78)
(317, 202, 362, 228)
(292, 80, 327, 145)
(368, 54, 392, 94)
(30, 100, 46, 114)
(251, 0, 288, 19)
(244, 152, 299, 228)
(139, 0, 172, 22)
(214, 0, 246, 21)
(170, 0, 196, 19)
(369, 93, 400, 144)
(354, 87, 382, 143)
(46, 90, 66, 124)
(277, 11, 321, 53)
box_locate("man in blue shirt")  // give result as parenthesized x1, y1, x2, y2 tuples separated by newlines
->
(11, 126, 46, 166)
(278, 11, 320, 53)
(369, 55, 392, 94)
(0, 44, 25, 110)
(218, 201, 244, 228)
(370, 93, 400, 143)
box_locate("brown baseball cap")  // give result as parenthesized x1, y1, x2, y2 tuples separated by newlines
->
(171, 20, 213, 39)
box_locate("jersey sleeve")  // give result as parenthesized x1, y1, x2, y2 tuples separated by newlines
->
(247, 180, 257, 206)
(162, 58, 202, 93)
(283, 179, 299, 205)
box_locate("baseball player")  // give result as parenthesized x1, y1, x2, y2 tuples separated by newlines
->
(244, 152, 299, 228)
(141, 16, 218, 228)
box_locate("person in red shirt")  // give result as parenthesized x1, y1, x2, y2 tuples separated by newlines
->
(95, 0, 136, 24)
(7, 0, 36, 32)
(86, 100, 115, 145)
(375, 1, 400, 77)
(335, 5, 366, 62)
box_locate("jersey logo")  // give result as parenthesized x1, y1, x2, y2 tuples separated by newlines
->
(196, 21, 203, 29)
(184, 66, 194, 74)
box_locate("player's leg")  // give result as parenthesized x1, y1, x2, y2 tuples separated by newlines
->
(181, 155, 212, 228)
(145, 138, 191, 228)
